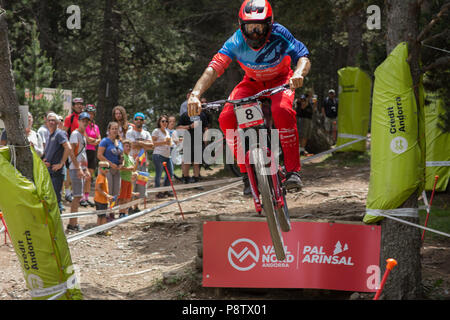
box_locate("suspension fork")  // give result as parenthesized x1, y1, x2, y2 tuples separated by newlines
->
(267, 147, 284, 210)
(245, 151, 262, 214)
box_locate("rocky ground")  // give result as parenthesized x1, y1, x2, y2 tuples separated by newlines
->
(1, 152, 449, 300)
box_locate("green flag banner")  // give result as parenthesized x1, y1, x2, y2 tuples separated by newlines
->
(0, 146, 82, 300)
(336, 67, 372, 152)
(364, 42, 425, 224)
(424, 92, 450, 191)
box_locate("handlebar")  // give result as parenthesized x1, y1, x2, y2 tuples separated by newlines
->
(201, 83, 290, 112)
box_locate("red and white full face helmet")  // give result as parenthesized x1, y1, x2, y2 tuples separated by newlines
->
(239, 0, 274, 51)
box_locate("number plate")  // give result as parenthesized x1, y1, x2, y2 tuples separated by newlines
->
(235, 102, 264, 129)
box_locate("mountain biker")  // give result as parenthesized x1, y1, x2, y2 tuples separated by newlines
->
(187, 0, 311, 195)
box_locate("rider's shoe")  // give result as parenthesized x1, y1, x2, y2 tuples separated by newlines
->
(242, 173, 252, 197)
(284, 171, 304, 191)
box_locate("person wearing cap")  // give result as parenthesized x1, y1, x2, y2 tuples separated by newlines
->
(66, 112, 91, 232)
(322, 89, 339, 142)
(64, 97, 84, 137)
(42, 113, 78, 214)
(295, 92, 315, 155)
(94, 161, 114, 234)
(126, 112, 153, 212)
(62, 97, 84, 203)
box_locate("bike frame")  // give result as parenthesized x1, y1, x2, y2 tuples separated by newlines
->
(203, 84, 289, 215)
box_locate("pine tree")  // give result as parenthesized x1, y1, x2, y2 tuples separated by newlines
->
(12, 21, 62, 127)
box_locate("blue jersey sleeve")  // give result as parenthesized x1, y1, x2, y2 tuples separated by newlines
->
(217, 31, 240, 60)
(272, 23, 309, 65)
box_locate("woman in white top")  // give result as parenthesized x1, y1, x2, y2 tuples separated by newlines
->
(151, 115, 173, 198)
(26, 112, 44, 157)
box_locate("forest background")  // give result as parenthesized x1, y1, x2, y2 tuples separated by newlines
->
(3, 0, 449, 135)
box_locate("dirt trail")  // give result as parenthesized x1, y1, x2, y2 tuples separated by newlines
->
(1, 154, 449, 300)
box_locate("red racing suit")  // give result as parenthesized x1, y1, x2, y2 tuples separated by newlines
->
(208, 23, 309, 173)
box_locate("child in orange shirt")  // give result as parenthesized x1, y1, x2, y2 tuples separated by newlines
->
(95, 161, 114, 229)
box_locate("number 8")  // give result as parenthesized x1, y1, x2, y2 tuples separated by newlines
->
(245, 109, 254, 120)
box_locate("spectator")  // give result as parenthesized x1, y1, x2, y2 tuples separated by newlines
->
(295, 93, 315, 156)
(118, 140, 138, 217)
(98, 121, 124, 221)
(179, 89, 193, 116)
(37, 111, 51, 149)
(200, 98, 213, 171)
(82, 104, 101, 207)
(94, 161, 113, 235)
(63, 97, 84, 139)
(126, 112, 153, 210)
(177, 110, 209, 184)
(167, 115, 181, 181)
(0, 129, 6, 146)
(57, 115, 64, 130)
(322, 89, 338, 142)
(63, 97, 84, 203)
(67, 112, 91, 232)
(0, 113, 44, 157)
(152, 115, 174, 198)
(42, 113, 76, 214)
(26, 112, 44, 157)
(112, 106, 133, 140)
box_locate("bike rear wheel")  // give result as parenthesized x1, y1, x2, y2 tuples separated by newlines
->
(252, 147, 286, 261)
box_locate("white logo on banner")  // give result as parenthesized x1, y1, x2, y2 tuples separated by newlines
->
(333, 241, 349, 255)
(390, 136, 408, 154)
(228, 238, 260, 271)
(302, 242, 354, 266)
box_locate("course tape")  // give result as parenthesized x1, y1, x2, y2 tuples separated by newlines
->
(302, 136, 367, 163)
(366, 208, 418, 218)
(66, 180, 243, 242)
(368, 210, 450, 238)
(338, 133, 367, 140)
(426, 161, 450, 167)
(61, 177, 242, 219)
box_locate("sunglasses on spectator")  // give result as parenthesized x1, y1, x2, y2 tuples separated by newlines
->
(100, 167, 110, 170)
(135, 118, 144, 121)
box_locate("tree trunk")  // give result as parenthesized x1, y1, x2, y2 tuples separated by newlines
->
(346, 6, 364, 67)
(97, 0, 121, 136)
(0, 5, 34, 182)
(306, 114, 333, 154)
(381, 0, 423, 299)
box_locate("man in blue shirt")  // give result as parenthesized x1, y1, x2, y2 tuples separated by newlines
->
(43, 113, 80, 214)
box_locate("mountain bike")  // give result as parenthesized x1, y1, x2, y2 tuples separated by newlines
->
(201, 84, 291, 260)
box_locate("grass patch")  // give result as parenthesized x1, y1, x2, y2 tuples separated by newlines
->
(419, 208, 450, 241)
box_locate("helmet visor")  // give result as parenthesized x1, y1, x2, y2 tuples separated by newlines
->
(243, 23, 268, 40)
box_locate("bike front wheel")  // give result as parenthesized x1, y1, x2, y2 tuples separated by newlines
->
(252, 147, 286, 261)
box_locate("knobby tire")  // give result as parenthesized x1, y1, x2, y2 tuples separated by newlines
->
(252, 148, 286, 261)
